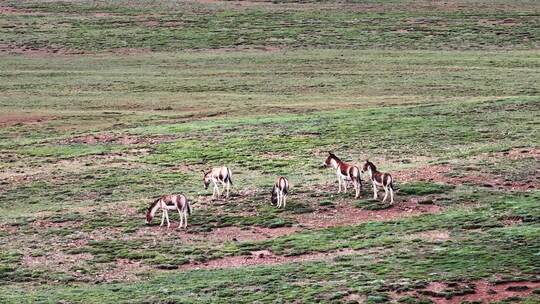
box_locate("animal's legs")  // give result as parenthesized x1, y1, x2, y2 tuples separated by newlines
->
(177, 208, 183, 229)
(164, 210, 170, 229)
(213, 181, 220, 199)
(160, 209, 165, 227)
(382, 187, 389, 202)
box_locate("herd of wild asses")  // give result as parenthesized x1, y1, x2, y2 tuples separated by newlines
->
(145, 152, 396, 229)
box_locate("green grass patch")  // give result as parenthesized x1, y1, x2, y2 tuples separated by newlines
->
(399, 182, 455, 196)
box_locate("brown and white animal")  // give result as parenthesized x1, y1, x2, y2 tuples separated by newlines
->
(271, 176, 289, 208)
(361, 160, 395, 204)
(203, 166, 233, 199)
(323, 152, 362, 198)
(145, 194, 192, 229)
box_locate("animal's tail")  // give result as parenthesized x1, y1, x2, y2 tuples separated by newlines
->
(389, 176, 399, 192)
(186, 200, 192, 215)
(227, 167, 233, 185)
(354, 166, 362, 188)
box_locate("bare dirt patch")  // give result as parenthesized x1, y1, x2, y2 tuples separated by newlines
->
(0, 152, 147, 188)
(294, 198, 441, 229)
(59, 133, 176, 145)
(403, 229, 450, 242)
(24, 249, 152, 283)
(180, 248, 364, 271)
(201, 226, 299, 242)
(0, 223, 19, 234)
(0, 165, 45, 187)
(395, 164, 538, 191)
(23, 252, 93, 272)
(185, 0, 268, 8)
(402, 280, 540, 304)
(395, 165, 452, 183)
(499, 214, 524, 226)
(68, 227, 125, 247)
(260, 151, 293, 160)
(107, 48, 153, 56)
(0, 44, 82, 56)
(0, 113, 52, 127)
(497, 148, 540, 160)
(31, 219, 82, 230)
(478, 18, 520, 27)
(137, 225, 299, 243)
(93, 12, 120, 18)
(343, 293, 367, 303)
(450, 172, 538, 191)
(95, 259, 152, 283)
(0, 6, 43, 15)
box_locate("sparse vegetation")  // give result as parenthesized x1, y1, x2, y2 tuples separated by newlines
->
(0, 0, 539, 303)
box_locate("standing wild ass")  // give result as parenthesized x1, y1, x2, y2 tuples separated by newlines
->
(361, 160, 395, 204)
(203, 166, 233, 199)
(323, 152, 362, 198)
(271, 176, 289, 208)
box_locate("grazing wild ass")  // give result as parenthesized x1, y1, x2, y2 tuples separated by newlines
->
(361, 160, 395, 204)
(146, 194, 192, 229)
(323, 152, 362, 198)
(271, 176, 289, 208)
(203, 166, 233, 199)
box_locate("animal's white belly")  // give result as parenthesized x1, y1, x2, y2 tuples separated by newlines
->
(339, 173, 351, 180)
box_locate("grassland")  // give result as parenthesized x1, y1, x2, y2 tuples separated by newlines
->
(0, 0, 539, 303)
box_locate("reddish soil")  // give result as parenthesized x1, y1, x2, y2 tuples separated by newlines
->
(93, 12, 119, 18)
(0, 44, 81, 56)
(294, 199, 441, 229)
(107, 48, 152, 56)
(343, 293, 367, 303)
(199, 226, 300, 242)
(180, 248, 363, 271)
(1, 152, 146, 189)
(395, 165, 452, 183)
(142, 20, 160, 27)
(138, 225, 299, 243)
(96, 259, 151, 283)
(186, 0, 265, 7)
(396, 164, 538, 191)
(0, 224, 19, 234)
(500, 215, 524, 226)
(497, 148, 540, 160)
(68, 227, 125, 246)
(0, 114, 51, 127)
(478, 18, 520, 26)
(403, 229, 450, 242)
(405, 280, 540, 304)
(0, 168, 41, 187)
(60, 133, 176, 145)
(30, 219, 81, 229)
(0, 6, 41, 15)
(170, 163, 200, 173)
(23, 252, 93, 271)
